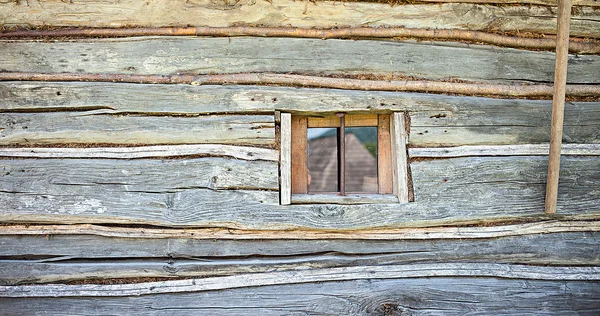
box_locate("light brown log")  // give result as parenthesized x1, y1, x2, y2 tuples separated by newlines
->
(546, 0, 572, 214)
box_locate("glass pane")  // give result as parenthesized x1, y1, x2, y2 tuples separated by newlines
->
(345, 127, 378, 193)
(307, 128, 338, 193)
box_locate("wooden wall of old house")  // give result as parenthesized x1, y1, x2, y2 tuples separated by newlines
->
(1, 0, 600, 313)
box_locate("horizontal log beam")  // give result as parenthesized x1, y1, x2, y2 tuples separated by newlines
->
(2, 1, 599, 35)
(1, 72, 599, 98)
(409, 144, 600, 158)
(2, 156, 599, 229)
(1, 263, 599, 297)
(1, 220, 599, 240)
(1, 38, 599, 85)
(1, 26, 599, 54)
(1, 229, 599, 285)
(0, 113, 274, 146)
(0, 145, 277, 161)
(2, 277, 598, 314)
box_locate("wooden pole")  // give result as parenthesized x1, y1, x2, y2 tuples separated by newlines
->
(545, 0, 572, 214)
(1, 26, 598, 54)
(1, 72, 599, 98)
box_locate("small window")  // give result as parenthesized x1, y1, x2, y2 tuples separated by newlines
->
(280, 112, 409, 205)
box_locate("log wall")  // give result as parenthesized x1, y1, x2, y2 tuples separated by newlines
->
(1, 0, 600, 313)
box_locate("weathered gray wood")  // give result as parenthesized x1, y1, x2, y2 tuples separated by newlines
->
(291, 194, 398, 204)
(0, 144, 278, 160)
(2, 156, 599, 228)
(1, 230, 599, 285)
(2, 220, 599, 239)
(0, 113, 274, 146)
(2, 277, 599, 315)
(0, 157, 278, 194)
(391, 112, 409, 203)
(1, 38, 599, 84)
(410, 144, 600, 158)
(2, 263, 599, 297)
(409, 99, 600, 146)
(279, 113, 291, 205)
(2, 0, 599, 33)
(3, 83, 599, 146)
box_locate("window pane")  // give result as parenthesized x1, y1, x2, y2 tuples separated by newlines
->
(345, 127, 378, 193)
(307, 128, 338, 193)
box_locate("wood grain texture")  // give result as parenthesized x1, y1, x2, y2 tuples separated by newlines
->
(291, 194, 398, 204)
(1, 277, 599, 315)
(0, 157, 278, 195)
(391, 113, 409, 203)
(279, 113, 292, 205)
(0, 113, 274, 146)
(3, 83, 599, 146)
(2, 156, 599, 229)
(2, 0, 599, 32)
(1, 228, 599, 284)
(410, 144, 600, 158)
(0, 144, 278, 160)
(291, 115, 308, 194)
(1, 38, 599, 84)
(378, 114, 393, 194)
(3, 220, 599, 240)
(1, 263, 599, 297)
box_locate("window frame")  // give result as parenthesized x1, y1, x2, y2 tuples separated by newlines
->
(280, 112, 409, 205)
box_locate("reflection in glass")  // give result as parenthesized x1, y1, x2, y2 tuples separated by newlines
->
(345, 127, 378, 193)
(307, 128, 338, 192)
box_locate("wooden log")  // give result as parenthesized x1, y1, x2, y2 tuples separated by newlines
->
(1, 277, 599, 314)
(2, 156, 599, 229)
(0, 113, 274, 146)
(1, 38, 599, 84)
(1, 229, 599, 285)
(1, 0, 599, 33)
(0, 144, 278, 161)
(3, 27, 599, 54)
(1, 263, 599, 297)
(2, 220, 599, 240)
(0, 157, 278, 194)
(409, 144, 600, 158)
(2, 83, 600, 146)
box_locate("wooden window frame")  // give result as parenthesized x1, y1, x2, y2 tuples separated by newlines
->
(280, 112, 409, 205)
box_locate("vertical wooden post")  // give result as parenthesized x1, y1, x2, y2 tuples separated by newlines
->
(280, 113, 292, 205)
(378, 114, 393, 194)
(545, 0, 572, 214)
(291, 115, 308, 194)
(391, 112, 409, 203)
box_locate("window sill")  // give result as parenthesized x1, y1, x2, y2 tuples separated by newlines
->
(291, 194, 399, 205)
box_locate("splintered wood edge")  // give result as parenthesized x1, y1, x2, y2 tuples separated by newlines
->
(3, 220, 600, 240)
(1, 263, 599, 297)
